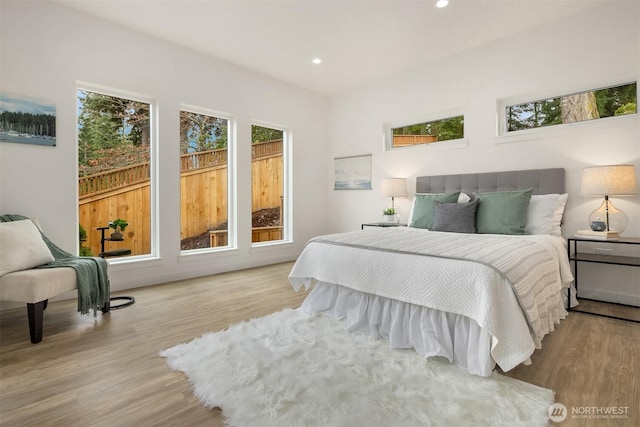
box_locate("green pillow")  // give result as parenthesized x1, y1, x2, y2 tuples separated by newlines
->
(409, 192, 460, 229)
(475, 189, 533, 234)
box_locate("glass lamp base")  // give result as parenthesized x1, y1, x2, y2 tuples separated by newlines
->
(588, 198, 628, 233)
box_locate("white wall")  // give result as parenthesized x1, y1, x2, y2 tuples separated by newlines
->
(0, 1, 329, 300)
(1, 2, 638, 307)
(326, 3, 640, 304)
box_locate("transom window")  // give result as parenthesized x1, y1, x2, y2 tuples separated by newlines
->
(505, 82, 637, 133)
(389, 115, 464, 149)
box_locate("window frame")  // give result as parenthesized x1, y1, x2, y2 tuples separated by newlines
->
(76, 81, 158, 263)
(496, 79, 638, 140)
(178, 103, 236, 255)
(250, 120, 292, 248)
(384, 112, 467, 152)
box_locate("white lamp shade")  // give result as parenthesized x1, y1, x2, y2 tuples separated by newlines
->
(380, 178, 408, 197)
(580, 165, 637, 196)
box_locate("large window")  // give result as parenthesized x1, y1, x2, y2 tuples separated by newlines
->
(77, 88, 153, 258)
(179, 108, 231, 251)
(505, 82, 637, 133)
(389, 115, 464, 149)
(251, 124, 286, 244)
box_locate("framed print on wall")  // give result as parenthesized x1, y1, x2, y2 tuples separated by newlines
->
(0, 92, 56, 147)
(334, 154, 372, 190)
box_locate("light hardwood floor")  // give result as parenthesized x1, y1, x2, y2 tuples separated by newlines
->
(0, 262, 638, 427)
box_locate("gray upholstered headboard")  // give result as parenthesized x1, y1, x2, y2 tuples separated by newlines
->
(415, 168, 565, 195)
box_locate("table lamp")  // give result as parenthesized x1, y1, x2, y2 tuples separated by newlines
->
(580, 165, 637, 233)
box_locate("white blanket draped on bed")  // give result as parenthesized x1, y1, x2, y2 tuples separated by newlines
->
(289, 227, 574, 375)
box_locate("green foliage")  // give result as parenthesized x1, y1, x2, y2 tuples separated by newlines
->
(108, 218, 128, 232)
(383, 207, 397, 215)
(432, 116, 464, 142)
(392, 116, 464, 142)
(79, 224, 92, 257)
(252, 125, 283, 144)
(508, 82, 636, 131)
(594, 83, 636, 117)
(507, 99, 561, 131)
(77, 90, 150, 170)
(614, 102, 637, 116)
(79, 224, 88, 241)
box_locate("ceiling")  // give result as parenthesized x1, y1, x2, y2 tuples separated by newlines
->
(55, 0, 609, 95)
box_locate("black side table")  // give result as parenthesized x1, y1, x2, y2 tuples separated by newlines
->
(96, 226, 135, 310)
(567, 236, 639, 323)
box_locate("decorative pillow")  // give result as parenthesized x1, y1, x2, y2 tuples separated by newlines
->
(0, 219, 54, 277)
(475, 189, 533, 235)
(525, 193, 568, 236)
(409, 192, 461, 229)
(408, 192, 472, 225)
(431, 199, 478, 233)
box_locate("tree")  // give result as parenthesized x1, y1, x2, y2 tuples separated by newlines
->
(179, 111, 228, 153)
(252, 125, 283, 143)
(77, 90, 150, 174)
(431, 116, 464, 141)
(561, 92, 599, 124)
(594, 83, 636, 117)
(615, 102, 637, 116)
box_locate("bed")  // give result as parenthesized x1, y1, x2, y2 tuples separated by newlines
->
(289, 168, 576, 377)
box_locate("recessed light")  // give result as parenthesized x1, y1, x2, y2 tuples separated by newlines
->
(312, 58, 322, 65)
(436, 0, 448, 8)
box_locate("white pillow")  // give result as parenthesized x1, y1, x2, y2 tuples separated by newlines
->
(457, 192, 471, 203)
(0, 219, 55, 277)
(525, 193, 568, 236)
(408, 192, 471, 224)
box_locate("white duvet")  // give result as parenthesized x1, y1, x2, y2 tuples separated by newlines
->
(289, 227, 574, 372)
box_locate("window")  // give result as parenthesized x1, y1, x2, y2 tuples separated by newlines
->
(251, 124, 287, 244)
(77, 88, 153, 258)
(179, 108, 232, 251)
(505, 82, 637, 133)
(389, 115, 464, 149)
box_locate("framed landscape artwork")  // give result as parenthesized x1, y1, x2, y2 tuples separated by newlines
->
(0, 92, 56, 146)
(334, 154, 372, 190)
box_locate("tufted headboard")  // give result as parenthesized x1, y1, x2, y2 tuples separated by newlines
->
(415, 168, 565, 195)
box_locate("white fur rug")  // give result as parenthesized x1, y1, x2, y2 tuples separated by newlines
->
(161, 309, 553, 427)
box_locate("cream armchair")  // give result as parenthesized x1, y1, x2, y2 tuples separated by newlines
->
(0, 217, 110, 343)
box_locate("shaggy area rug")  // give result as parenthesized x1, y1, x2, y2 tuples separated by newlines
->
(161, 309, 553, 427)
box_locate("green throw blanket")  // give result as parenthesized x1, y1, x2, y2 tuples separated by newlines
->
(1, 214, 110, 316)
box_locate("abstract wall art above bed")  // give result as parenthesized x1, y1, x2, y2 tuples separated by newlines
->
(334, 154, 372, 190)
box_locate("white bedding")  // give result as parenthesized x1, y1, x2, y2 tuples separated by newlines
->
(289, 227, 575, 375)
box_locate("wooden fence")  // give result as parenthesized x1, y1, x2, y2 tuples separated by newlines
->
(79, 183, 152, 257)
(392, 134, 438, 147)
(79, 139, 282, 198)
(79, 139, 284, 256)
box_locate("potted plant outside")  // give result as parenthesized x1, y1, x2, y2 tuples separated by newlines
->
(108, 218, 128, 240)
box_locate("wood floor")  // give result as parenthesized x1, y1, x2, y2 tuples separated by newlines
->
(1, 262, 638, 427)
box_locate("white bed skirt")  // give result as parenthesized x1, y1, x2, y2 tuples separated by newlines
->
(300, 281, 498, 377)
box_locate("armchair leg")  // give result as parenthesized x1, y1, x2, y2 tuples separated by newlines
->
(27, 301, 45, 344)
